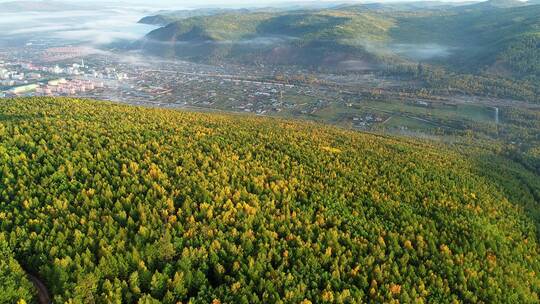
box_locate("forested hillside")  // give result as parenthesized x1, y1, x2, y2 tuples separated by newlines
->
(138, 3, 540, 103)
(1, 98, 539, 303)
(140, 4, 540, 78)
(392, 4, 540, 78)
(141, 10, 396, 66)
(138, 8, 247, 26)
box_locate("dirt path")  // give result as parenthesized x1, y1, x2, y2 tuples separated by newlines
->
(27, 273, 51, 304)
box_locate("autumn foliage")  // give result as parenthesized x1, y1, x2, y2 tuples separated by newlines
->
(0, 98, 539, 303)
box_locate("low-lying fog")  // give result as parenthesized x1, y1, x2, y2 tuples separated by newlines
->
(0, 5, 164, 47)
(390, 43, 456, 60)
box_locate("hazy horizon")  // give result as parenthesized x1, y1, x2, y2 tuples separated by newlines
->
(0, 0, 489, 47)
(0, 0, 487, 9)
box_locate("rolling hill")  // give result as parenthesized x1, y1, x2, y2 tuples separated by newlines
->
(140, 10, 397, 66)
(138, 4, 540, 80)
(457, 0, 529, 9)
(392, 4, 540, 78)
(138, 8, 247, 26)
(1, 97, 539, 302)
(336, 1, 476, 12)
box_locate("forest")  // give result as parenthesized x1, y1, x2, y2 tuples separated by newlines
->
(138, 2, 540, 103)
(1, 97, 539, 303)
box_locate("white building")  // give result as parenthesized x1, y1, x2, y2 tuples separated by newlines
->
(11, 73, 24, 80)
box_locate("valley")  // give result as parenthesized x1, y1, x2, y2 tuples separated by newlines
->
(1, 1, 539, 303)
(2, 42, 539, 167)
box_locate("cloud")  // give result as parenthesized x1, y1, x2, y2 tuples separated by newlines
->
(54, 30, 144, 45)
(234, 35, 297, 45)
(8, 24, 75, 35)
(390, 43, 456, 60)
(0, 10, 102, 24)
(0, 7, 158, 46)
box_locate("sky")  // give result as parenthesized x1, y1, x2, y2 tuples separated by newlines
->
(0, 0, 480, 7)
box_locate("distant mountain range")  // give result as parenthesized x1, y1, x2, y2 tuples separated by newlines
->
(137, 1, 474, 26)
(456, 0, 529, 9)
(137, 0, 539, 81)
(336, 1, 477, 12)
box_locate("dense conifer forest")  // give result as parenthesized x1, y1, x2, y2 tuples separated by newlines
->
(1, 98, 539, 303)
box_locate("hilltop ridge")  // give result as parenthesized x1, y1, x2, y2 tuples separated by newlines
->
(1, 97, 539, 303)
(138, 4, 540, 81)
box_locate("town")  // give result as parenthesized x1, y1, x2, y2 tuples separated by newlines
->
(0, 45, 352, 118)
(0, 44, 510, 135)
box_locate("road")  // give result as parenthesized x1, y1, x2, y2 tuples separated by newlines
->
(27, 273, 51, 304)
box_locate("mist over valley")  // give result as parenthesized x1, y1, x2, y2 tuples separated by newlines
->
(1, 1, 540, 303)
